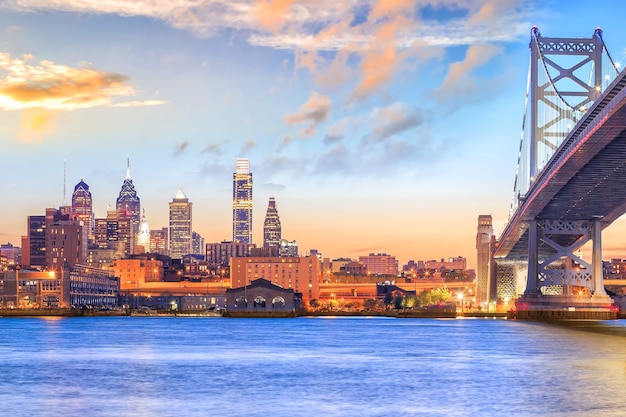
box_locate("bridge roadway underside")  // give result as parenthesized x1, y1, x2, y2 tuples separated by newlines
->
(496, 71, 626, 260)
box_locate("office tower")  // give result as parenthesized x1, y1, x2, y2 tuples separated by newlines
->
(149, 228, 169, 256)
(476, 215, 494, 307)
(116, 158, 141, 236)
(263, 197, 281, 253)
(23, 215, 46, 269)
(137, 210, 150, 253)
(279, 239, 298, 257)
(93, 210, 134, 259)
(191, 231, 204, 256)
(46, 219, 87, 271)
(232, 158, 252, 244)
(71, 179, 94, 242)
(169, 188, 192, 259)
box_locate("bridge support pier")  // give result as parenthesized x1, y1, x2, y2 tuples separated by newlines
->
(513, 218, 616, 319)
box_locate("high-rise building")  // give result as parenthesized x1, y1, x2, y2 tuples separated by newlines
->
(263, 197, 281, 252)
(191, 231, 204, 257)
(92, 210, 134, 259)
(149, 228, 169, 256)
(46, 219, 87, 271)
(116, 158, 141, 236)
(169, 188, 192, 259)
(23, 215, 46, 269)
(476, 215, 494, 307)
(71, 178, 94, 242)
(358, 253, 399, 276)
(233, 158, 252, 244)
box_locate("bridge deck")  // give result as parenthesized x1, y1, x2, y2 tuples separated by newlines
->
(496, 68, 626, 259)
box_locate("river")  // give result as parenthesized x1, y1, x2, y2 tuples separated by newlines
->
(0, 316, 624, 416)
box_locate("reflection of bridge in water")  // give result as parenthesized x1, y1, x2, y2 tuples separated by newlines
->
(486, 27, 626, 319)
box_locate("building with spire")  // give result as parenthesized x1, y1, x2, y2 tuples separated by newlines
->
(116, 158, 141, 237)
(136, 210, 150, 254)
(263, 197, 281, 253)
(233, 158, 253, 244)
(169, 188, 192, 259)
(71, 178, 93, 242)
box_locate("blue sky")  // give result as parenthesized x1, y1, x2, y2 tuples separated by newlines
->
(2, 0, 626, 268)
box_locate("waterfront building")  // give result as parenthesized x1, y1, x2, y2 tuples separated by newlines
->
(116, 158, 141, 236)
(71, 179, 94, 242)
(279, 239, 298, 257)
(263, 197, 281, 252)
(206, 241, 256, 270)
(233, 158, 253, 244)
(69, 264, 119, 308)
(230, 255, 320, 302)
(225, 278, 302, 312)
(149, 227, 169, 256)
(358, 253, 399, 276)
(0, 264, 119, 309)
(169, 188, 192, 259)
(476, 214, 494, 307)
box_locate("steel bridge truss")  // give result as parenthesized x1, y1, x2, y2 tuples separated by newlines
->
(524, 219, 607, 297)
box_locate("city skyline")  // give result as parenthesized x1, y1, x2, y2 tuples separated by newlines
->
(4, 1, 626, 268)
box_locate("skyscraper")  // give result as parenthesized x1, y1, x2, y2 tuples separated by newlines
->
(233, 158, 253, 244)
(71, 178, 93, 242)
(169, 188, 192, 259)
(263, 197, 281, 252)
(116, 158, 141, 236)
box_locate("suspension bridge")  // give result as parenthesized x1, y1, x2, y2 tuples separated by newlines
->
(492, 27, 625, 319)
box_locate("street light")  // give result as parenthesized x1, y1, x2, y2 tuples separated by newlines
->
(457, 292, 464, 314)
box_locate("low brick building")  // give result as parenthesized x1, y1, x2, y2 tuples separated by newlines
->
(225, 278, 302, 312)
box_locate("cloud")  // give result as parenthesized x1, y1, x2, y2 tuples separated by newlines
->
(260, 182, 287, 193)
(253, 0, 295, 32)
(202, 143, 223, 155)
(433, 43, 502, 106)
(0, 52, 166, 110)
(363, 102, 426, 144)
(173, 140, 189, 157)
(285, 91, 331, 125)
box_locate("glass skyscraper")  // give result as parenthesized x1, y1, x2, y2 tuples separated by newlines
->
(263, 197, 281, 251)
(169, 188, 192, 259)
(233, 158, 253, 244)
(71, 178, 93, 241)
(116, 158, 141, 235)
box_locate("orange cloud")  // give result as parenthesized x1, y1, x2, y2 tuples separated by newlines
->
(369, 0, 415, 21)
(0, 52, 165, 110)
(253, 0, 295, 32)
(350, 15, 413, 101)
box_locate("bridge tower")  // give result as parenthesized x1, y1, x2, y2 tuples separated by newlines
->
(529, 26, 604, 179)
(508, 28, 619, 318)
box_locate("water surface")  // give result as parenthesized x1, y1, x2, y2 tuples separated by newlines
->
(0, 316, 624, 416)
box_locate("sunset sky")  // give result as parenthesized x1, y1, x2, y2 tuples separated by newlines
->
(2, 0, 626, 269)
